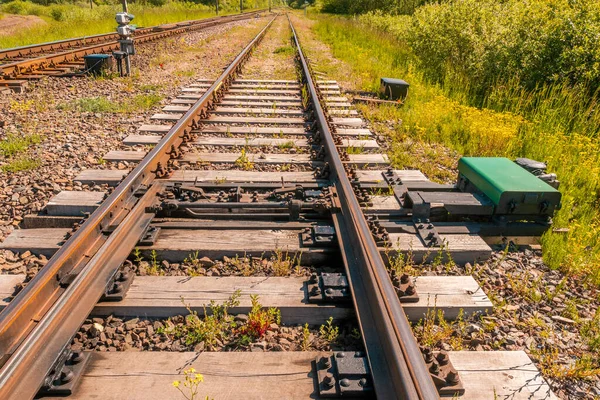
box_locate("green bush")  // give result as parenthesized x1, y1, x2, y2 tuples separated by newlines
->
(358, 0, 600, 97)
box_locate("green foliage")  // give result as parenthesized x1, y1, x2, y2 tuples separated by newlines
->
(1, 156, 41, 173)
(358, 0, 600, 97)
(159, 291, 241, 350)
(321, 0, 430, 15)
(0, 133, 41, 158)
(319, 316, 339, 343)
(60, 94, 162, 113)
(240, 294, 281, 340)
(311, 14, 600, 284)
(300, 323, 311, 351)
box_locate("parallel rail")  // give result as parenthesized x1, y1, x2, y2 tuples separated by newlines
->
(0, 16, 276, 399)
(290, 18, 438, 399)
(0, 10, 266, 80)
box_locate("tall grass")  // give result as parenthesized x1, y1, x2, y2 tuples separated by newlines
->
(311, 16, 600, 283)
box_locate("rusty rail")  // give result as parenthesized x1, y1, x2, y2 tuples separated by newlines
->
(0, 10, 267, 79)
(289, 15, 439, 400)
(0, 16, 276, 399)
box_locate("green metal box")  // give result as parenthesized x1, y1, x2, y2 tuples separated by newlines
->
(457, 157, 561, 216)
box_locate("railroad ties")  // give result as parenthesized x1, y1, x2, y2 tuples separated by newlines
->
(0, 15, 556, 400)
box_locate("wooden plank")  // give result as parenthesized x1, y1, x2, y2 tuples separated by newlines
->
(219, 100, 303, 108)
(449, 351, 557, 400)
(162, 105, 190, 113)
(206, 116, 306, 125)
(151, 113, 182, 121)
(74, 169, 128, 186)
(336, 128, 372, 137)
(230, 83, 301, 89)
(0, 228, 69, 257)
(66, 351, 555, 400)
(0, 275, 491, 323)
(165, 170, 315, 183)
(92, 277, 346, 324)
(123, 135, 160, 146)
(331, 117, 364, 127)
(356, 169, 428, 182)
(236, 79, 297, 84)
(104, 151, 146, 162)
(45, 191, 105, 216)
(325, 96, 348, 102)
(192, 137, 377, 149)
(387, 228, 492, 264)
(228, 89, 300, 95)
(197, 126, 307, 135)
(223, 95, 301, 102)
(193, 138, 309, 147)
(214, 107, 305, 116)
(328, 109, 359, 116)
(165, 170, 419, 184)
(70, 352, 324, 400)
(325, 102, 352, 108)
(181, 152, 388, 166)
(96, 276, 488, 321)
(138, 124, 172, 133)
(140, 228, 333, 264)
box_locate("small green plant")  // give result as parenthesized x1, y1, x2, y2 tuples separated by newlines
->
(300, 323, 311, 351)
(345, 145, 365, 155)
(319, 316, 339, 343)
(148, 249, 162, 275)
(160, 292, 241, 350)
(271, 248, 300, 276)
(132, 248, 144, 263)
(278, 140, 296, 150)
(172, 367, 212, 400)
(274, 45, 295, 56)
(350, 328, 361, 340)
(239, 295, 281, 341)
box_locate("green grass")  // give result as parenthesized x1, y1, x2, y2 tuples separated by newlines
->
(59, 94, 162, 113)
(0, 133, 42, 157)
(273, 45, 295, 56)
(306, 15, 600, 284)
(1, 156, 41, 173)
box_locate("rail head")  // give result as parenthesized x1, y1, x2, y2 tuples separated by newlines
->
(288, 14, 439, 400)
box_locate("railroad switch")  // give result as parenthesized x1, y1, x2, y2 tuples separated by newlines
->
(37, 346, 91, 396)
(306, 272, 351, 303)
(421, 348, 465, 396)
(301, 226, 337, 248)
(315, 352, 373, 397)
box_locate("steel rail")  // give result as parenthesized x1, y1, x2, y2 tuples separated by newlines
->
(0, 10, 266, 78)
(0, 16, 276, 399)
(289, 16, 439, 399)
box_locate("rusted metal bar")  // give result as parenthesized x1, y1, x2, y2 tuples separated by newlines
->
(289, 16, 439, 400)
(0, 16, 275, 399)
(0, 10, 267, 78)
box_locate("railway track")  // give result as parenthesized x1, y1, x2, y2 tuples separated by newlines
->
(0, 10, 266, 90)
(0, 13, 557, 400)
